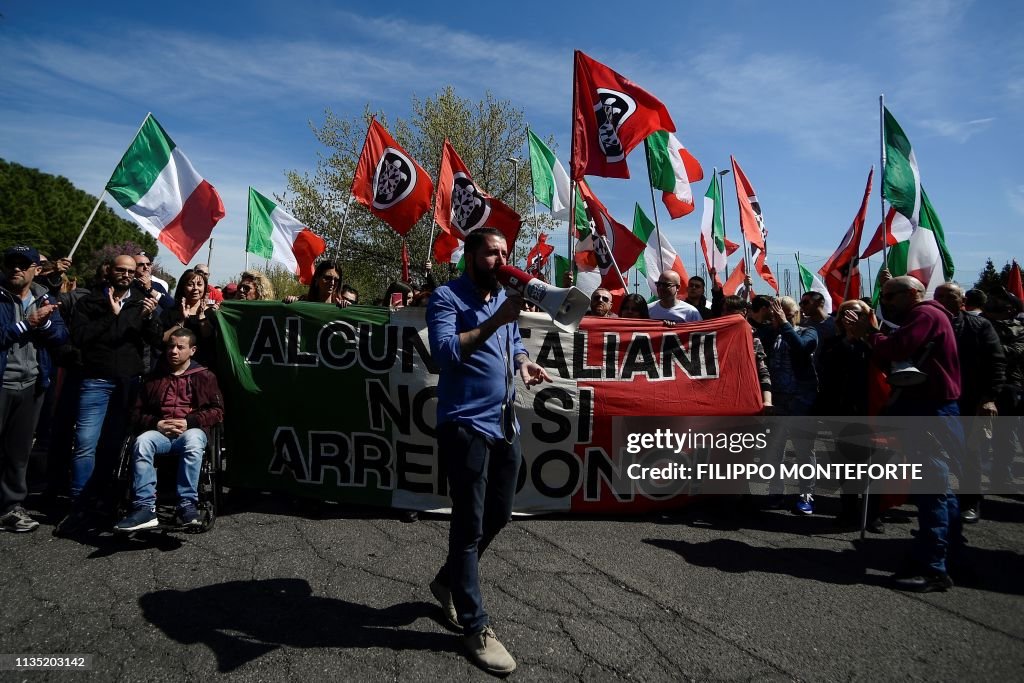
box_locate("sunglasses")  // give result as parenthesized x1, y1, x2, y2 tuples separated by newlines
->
(655, 282, 678, 288)
(592, 295, 611, 303)
(320, 275, 339, 283)
(2, 260, 35, 272)
(112, 267, 134, 274)
(238, 284, 253, 293)
(136, 262, 152, 268)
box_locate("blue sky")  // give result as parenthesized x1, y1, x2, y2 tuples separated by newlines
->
(1, 0, 1022, 295)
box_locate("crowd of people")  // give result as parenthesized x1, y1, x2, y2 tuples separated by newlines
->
(3, 236, 1024, 672)
(2, 240, 1022, 639)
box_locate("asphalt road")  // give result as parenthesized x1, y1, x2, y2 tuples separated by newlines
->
(2, 492, 1023, 681)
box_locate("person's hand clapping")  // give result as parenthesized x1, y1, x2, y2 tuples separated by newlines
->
(27, 303, 57, 328)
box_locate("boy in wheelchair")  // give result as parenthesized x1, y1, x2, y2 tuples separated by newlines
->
(114, 328, 224, 532)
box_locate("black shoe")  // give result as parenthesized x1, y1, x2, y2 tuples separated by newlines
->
(866, 518, 886, 534)
(401, 510, 419, 523)
(891, 573, 953, 593)
(176, 501, 201, 527)
(961, 506, 980, 524)
(53, 509, 92, 537)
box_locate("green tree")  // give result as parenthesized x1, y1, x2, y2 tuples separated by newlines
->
(233, 262, 306, 300)
(282, 87, 549, 301)
(974, 258, 1013, 294)
(0, 159, 159, 275)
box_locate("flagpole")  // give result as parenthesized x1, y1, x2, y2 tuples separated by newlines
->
(425, 138, 450, 273)
(879, 94, 888, 267)
(69, 112, 154, 260)
(642, 146, 667, 274)
(332, 193, 355, 261)
(207, 238, 214, 272)
(566, 51, 581, 286)
(68, 189, 108, 259)
(718, 167, 732, 288)
(795, 252, 805, 296)
(597, 233, 629, 296)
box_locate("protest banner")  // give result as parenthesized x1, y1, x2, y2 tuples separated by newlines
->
(214, 303, 762, 513)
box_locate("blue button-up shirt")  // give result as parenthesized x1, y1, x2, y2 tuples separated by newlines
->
(427, 273, 529, 440)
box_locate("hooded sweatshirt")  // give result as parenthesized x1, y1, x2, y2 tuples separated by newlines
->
(870, 299, 960, 402)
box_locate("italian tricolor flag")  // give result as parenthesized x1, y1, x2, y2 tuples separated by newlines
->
(796, 254, 832, 315)
(105, 114, 225, 264)
(247, 188, 327, 285)
(881, 107, 954, 295)
(645, 130, 703, 219)
(632, 204, 688, 293)
(699, 173, 728, 287)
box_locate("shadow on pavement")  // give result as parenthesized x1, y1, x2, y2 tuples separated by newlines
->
(139, 578, 457, 672)
(646, 535, 1024, 596)
(645, 537, 864, 585)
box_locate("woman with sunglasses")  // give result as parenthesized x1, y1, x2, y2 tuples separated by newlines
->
(233, 271, 275, 301)
(282, 261, 348, 306)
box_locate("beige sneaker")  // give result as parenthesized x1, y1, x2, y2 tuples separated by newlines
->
(465, 625, 516, 675)
(429, 578, 461, 632)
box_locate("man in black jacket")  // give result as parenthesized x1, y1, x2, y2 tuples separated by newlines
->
(55, 255, 162, 536)
(935, 283, 1005, 523)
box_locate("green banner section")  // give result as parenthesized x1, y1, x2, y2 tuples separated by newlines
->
(215, 301, 405, 508)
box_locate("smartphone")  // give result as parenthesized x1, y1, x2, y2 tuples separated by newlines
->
(390, 293, 405, 307)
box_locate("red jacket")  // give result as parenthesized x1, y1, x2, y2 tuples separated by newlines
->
(870, 299, 961, 402)
(133, 361, 224, 436)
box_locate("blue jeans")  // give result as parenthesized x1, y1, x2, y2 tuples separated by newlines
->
(434, 422, 521, 635)
(131, 429, 207, 510)
(888, 399, 965, 575)
(70, 378, 136, 501)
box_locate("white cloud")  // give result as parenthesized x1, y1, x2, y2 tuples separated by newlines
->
(919, 117, 995, 143)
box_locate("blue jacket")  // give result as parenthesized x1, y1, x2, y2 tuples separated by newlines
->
(0, 280, 70, 390)
(761, 321, 818, 396)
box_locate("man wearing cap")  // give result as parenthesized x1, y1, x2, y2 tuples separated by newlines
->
(1, 245, 69, 532)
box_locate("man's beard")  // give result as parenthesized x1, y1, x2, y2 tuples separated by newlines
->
(469, 264, 499, 292)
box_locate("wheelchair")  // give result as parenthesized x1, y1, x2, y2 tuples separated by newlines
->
(112, 423, 225, 533)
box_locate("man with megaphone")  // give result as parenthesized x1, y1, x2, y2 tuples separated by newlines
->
(425, 227, 552, 675)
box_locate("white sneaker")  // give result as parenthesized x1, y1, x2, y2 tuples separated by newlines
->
(465, 625, 516, 675)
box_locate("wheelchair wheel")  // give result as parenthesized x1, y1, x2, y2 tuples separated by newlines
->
(196, 425, 223, 532)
